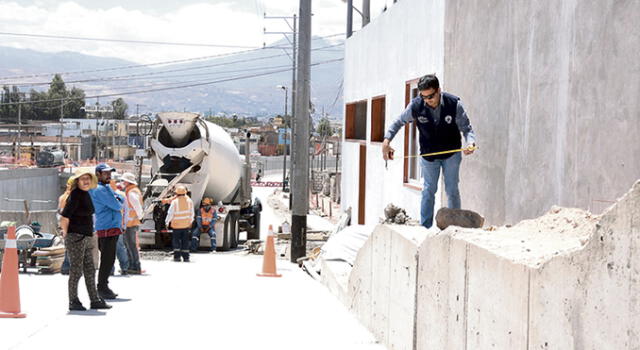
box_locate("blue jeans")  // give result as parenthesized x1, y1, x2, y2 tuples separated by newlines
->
(111, 234, 129, 273)
(420, 152, 462, 228)
(172, 228, 191, 261)
(191, 217, 216, 252)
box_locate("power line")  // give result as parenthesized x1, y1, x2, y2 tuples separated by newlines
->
(0, 36, 344, 82)
(0, 58, 344, 106)
(5, 43, 344, 87)
(0, 31, 269, 49)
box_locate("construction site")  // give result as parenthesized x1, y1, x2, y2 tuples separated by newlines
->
(1, 0, 640, 349)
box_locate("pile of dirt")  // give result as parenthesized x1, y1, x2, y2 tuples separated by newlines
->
(453, 206, 599, 267)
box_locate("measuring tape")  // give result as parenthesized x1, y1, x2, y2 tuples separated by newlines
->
(385, 145, 477, 169)
(404, 145, 478, 158)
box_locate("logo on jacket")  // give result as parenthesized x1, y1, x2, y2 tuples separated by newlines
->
(444, 115, 453, 124)
(417, 116, 429, 123)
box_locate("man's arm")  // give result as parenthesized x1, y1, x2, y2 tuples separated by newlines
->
(91, 186, 124, 212)
(128, 191, 144, 220)
(455, 100, 477, 155)
(382, 103, 414, 160)
(59, 217, 69, 238)
(165, 201, 175, 227)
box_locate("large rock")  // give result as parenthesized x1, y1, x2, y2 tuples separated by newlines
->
(435, 207, 485, 230)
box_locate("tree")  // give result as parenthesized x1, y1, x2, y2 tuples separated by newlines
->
(317, 117, 333, 138)
(111, 98, 128, 119)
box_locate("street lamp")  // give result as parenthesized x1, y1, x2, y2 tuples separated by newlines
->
(277, 85, 288, 191)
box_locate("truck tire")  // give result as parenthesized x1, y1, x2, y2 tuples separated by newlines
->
(230, 211, 239, 249)
(221, 215, 231, 251)
(247, 211, 260, 240)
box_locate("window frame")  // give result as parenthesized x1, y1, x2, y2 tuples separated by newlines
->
(344, 99, 368, 142)
(370, 95, 386, 143)
(403, 78, 422, 190)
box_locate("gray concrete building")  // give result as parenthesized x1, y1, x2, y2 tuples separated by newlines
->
(341, 0, 640, 226)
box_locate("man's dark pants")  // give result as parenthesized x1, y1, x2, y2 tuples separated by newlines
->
(97, 235, 118, 291)
(172, 228, 191, 261)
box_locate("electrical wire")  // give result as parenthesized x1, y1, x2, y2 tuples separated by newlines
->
(0, 58, 343, 106)
(0, 33, 345, 81)
(6, 43, 344, 87)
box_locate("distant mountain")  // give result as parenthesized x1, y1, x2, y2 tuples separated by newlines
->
(0, 37, 344, 119)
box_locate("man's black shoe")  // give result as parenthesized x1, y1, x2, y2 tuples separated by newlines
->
(90, 299, 112, 309)
(98, 289, 118, 300)
(69, 298, 86, 311)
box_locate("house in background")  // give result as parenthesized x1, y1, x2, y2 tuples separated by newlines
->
(341, 0, 447, 226)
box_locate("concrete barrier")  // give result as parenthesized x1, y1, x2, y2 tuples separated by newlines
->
(323, 181, 640, 349)
(0, 210, 58, 234)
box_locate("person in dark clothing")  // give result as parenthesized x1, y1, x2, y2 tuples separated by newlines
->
(89, 163, 125, 300)
(59, 168, 111, 311)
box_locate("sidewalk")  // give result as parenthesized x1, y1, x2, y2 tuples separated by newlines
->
(2, 252, 385, 350)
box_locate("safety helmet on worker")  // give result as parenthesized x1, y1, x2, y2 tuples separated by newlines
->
(175, 185, 187, 195)
(202, 197, 212, 205)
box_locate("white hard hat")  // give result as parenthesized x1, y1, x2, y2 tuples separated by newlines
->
(121, 172, 138, 185)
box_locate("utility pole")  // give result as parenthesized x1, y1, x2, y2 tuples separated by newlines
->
(265, 13, 298, 206)
(59, 99, 64, 152)
(289, 14, 297, 209)
(291, 0, 311, 262)
(17, 98, 22, 162)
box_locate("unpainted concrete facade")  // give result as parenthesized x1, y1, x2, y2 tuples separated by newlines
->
(0, 168, 60, 211)
(445, 0, 640, 224)
(342, 0, 640, 227)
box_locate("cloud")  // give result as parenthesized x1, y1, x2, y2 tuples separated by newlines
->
(0, 0, 393, 64)
(0, 0, 372, 64)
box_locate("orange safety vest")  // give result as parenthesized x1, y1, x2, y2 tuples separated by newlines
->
(170, 195, 193, 229)
(200, 207, 215, 226)
(125, 185, 142, 227)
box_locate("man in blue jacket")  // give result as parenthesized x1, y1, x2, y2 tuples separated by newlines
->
(90, 163, 125, 300)
(382, 74, 476, 229)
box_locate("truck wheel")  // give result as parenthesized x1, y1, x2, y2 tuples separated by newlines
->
(247, 211, 260, 240)
(221, 215, 231, 251)
(230, 211, 239, 249)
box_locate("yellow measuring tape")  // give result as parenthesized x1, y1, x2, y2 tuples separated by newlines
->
(404, 145, 478, 158)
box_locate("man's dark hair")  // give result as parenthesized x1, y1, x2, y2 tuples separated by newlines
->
(417, 74, 439, 91)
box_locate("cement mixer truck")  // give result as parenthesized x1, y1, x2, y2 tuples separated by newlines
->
(138, 112, 261, 251)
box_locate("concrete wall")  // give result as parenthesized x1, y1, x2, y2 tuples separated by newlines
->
(445, 0, 640, 224)
(330, 181, 639, 349)
(0, 210, 58, 233)
(342, 0, 445, 225)
(0, 168, 61, 211)
(346, 225, 427, 350)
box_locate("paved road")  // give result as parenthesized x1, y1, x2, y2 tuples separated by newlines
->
(3, 252, 384, 350)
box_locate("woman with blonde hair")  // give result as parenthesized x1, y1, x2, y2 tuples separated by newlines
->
(59, 168, 111, 311)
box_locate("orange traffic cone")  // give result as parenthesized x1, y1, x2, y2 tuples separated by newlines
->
(0, 226, 26, 318)
(257, 225, 281, 278)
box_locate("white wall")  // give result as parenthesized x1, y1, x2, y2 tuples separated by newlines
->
(342, 0, 445, 225)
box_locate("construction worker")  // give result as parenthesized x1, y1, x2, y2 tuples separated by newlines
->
(121, 172, 143, 274)
(191, 197, 217, 252)
(165, 185, 194, 262)
(382, 74, 476, 229)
